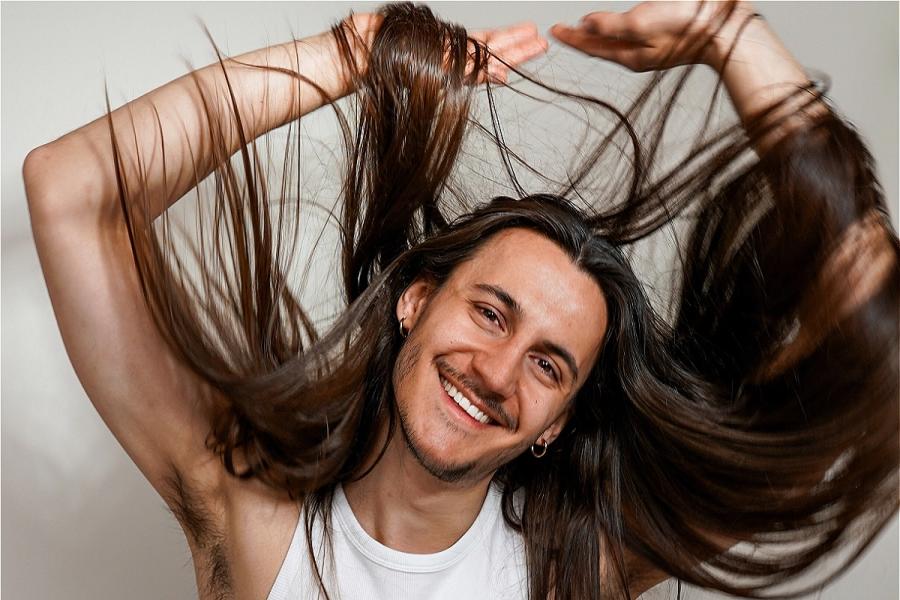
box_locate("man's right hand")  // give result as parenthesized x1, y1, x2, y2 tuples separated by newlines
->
(467, 21, 549, 84)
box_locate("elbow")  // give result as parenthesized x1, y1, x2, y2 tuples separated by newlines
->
(23, 144, 51, 199)
(23, 142, 104, 224)
(23, 143, 64, 221)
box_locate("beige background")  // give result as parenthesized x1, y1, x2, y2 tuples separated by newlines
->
(2, 2, 897, 599)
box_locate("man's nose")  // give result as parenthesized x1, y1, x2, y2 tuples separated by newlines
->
(470, 344, 520, 399)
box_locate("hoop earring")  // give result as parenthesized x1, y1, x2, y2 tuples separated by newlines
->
(399, 316, 408, 338)
(530, 440, 547, 458)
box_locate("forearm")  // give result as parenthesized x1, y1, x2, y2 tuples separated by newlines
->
(709, 6, 824, 149)
(25, 15, 378, 222)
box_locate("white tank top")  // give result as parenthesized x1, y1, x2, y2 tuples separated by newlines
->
(266, 483, 528, 600)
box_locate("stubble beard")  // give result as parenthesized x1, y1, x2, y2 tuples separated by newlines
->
(393, 338, 500, 485)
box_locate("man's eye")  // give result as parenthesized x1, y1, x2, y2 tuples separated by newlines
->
(480, 307, 500, 325)
(536, 357, 557, 380)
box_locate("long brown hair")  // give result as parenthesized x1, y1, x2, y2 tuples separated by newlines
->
(108, 3, 898, 598)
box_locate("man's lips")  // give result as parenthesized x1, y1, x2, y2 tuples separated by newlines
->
(438, 369, 507, 428)
(440, 380, 494, 428)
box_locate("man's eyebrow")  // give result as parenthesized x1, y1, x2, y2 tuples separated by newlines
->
(474, 283, 523, 318)
(542, 341, 579, 383)
(474, 282, 580, 382)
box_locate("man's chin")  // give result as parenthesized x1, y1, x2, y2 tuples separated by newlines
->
(398, 412, 481, 484)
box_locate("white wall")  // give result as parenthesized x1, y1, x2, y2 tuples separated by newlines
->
(2, 2, 897, 599)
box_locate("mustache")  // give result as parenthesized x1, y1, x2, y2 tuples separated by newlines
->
(435, 357, 516, 430)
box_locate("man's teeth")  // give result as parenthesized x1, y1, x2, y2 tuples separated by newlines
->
(440, 377, 491, 425)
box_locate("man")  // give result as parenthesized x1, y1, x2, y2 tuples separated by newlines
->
(24, 2, 898, 599)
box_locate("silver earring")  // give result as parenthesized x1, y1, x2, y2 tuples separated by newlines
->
(399, 316, 408, 338)
(530, 440, 548, 458)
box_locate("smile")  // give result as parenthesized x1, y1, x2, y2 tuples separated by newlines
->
(440, 375, 493, 425)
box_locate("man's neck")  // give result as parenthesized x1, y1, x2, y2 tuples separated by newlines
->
(342, 435, 493, 554)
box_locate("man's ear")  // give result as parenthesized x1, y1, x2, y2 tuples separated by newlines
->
(396, 279, 436, 330)
(540, 405, 574, 446)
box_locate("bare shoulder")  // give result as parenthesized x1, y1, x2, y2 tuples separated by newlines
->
(162, 455, 301, 600)
(223, 469, 302, 600)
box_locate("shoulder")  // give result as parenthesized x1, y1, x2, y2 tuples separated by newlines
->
(222, 472, 301, 600)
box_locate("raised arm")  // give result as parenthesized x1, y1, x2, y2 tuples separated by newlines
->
(22, 4, 548, 506)
(24, 15, 380, 224)
(22, 16, 381, 501)
(553, 3, 898, 598)
(551, 1, 822, 151)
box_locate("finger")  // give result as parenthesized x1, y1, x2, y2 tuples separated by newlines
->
(550, 24, 655, 72)
(469, 22, 547, 84)
(476, 26, 547, 70)
(492, 21, 541, 44)
(550, 24, 644, 56)
(492, 33, 549, 64)
(576, 11, 642, 42)
(481, 38, 548, 83)
(471, 21, 538, 46)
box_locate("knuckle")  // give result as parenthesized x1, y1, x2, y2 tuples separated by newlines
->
(620, 14, 641, 38)
(579, 14, 602, 34)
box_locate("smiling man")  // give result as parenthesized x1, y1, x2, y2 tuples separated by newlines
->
(329, 219, 616, 596)
(344, 226, 608, 535)
(24, 2, 899, 600)
(391, 228, 607, 481)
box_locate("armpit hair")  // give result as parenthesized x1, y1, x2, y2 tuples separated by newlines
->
(162, 469, 232, 600)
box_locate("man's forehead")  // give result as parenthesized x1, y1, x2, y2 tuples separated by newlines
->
(462, 228, 566, 274)
(457, 229, 580, 286)
(450, 228, 609, 370)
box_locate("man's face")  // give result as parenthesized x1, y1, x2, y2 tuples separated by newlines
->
(393, 228, 609, 484)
